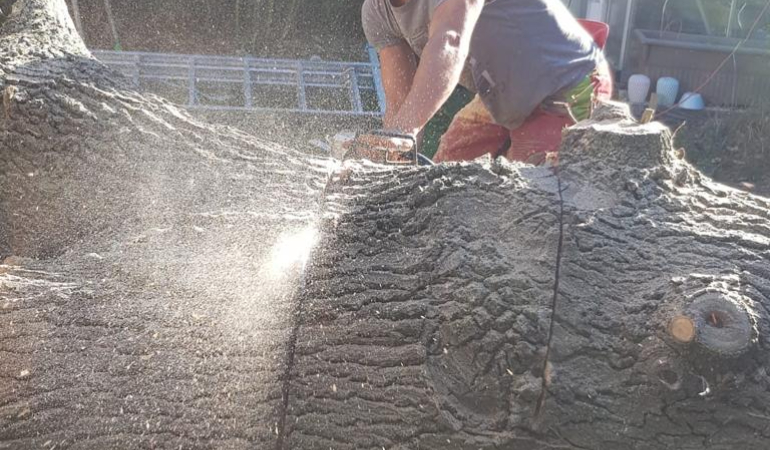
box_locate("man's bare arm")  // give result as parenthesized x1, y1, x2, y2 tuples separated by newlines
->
(378, 42, 418, 127)
(389, 0, 484, 135)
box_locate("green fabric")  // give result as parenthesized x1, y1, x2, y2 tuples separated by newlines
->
(421, 86, 474, 158)
(563, 74, 594, 122)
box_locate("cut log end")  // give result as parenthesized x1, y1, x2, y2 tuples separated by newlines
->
(684, 292, 755, 357)
(669, 315, 696, 343)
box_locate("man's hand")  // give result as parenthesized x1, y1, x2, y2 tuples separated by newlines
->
(353, 132, 414, 151)
(342, 131, 416, 163)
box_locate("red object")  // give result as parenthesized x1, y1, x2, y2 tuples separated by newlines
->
(577, 19, 610, 49)
(433, 19, 614, 164)
(435, 61, 614, 164)
(505, 62, 613, 162)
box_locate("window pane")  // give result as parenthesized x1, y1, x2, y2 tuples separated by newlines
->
(634, 0, 770, 39)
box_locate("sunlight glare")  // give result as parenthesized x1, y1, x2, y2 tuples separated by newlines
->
(267, 226, 318, 278)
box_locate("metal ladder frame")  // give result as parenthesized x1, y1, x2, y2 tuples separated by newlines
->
(93, 48, 387, 117)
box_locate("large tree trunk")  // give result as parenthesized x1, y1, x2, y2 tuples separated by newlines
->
(2, 1, 770, 449)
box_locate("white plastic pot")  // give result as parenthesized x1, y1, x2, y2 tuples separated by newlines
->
(656, 77, 680, 107)
(627, 74, 651, 104)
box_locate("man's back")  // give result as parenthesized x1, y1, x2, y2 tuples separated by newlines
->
(469, 0, 603, 127)
(362, 0, 604, 128)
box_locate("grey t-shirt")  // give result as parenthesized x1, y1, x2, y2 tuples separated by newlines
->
(361, 0, 604, 128)
(362, 0, 477, 89)
(363, 0, 441, 58)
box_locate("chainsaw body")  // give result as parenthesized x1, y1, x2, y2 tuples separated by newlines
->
(330, 130, 432, 166)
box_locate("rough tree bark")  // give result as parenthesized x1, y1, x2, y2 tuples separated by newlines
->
(2, 1, 770, 450)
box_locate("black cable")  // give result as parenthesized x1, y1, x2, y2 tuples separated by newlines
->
(416, 153, 434, 166)
(534, 164, 567, 420)
(493, 137, 512, 160)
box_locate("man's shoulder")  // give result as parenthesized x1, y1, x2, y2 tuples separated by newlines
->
(361, 0, 388, 29)
(362, 0, 389, 19)
(362, 0, 404, 48)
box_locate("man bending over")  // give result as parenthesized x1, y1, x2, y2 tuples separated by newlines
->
(362, 0, 612, 163)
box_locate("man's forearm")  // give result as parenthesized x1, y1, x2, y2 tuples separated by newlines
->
(386, 0, 484, 136)
(386, 33, 466, 135)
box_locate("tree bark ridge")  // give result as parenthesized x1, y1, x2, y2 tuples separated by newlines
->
(1, 2, 770, 450)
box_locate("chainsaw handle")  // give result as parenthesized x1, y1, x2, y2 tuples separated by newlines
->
(338, 129, 433, 166)
(368, 129, 417, 147)
(368, 130, 419, 165)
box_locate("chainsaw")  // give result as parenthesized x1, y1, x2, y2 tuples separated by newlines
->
(329, 130, 433, 166)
